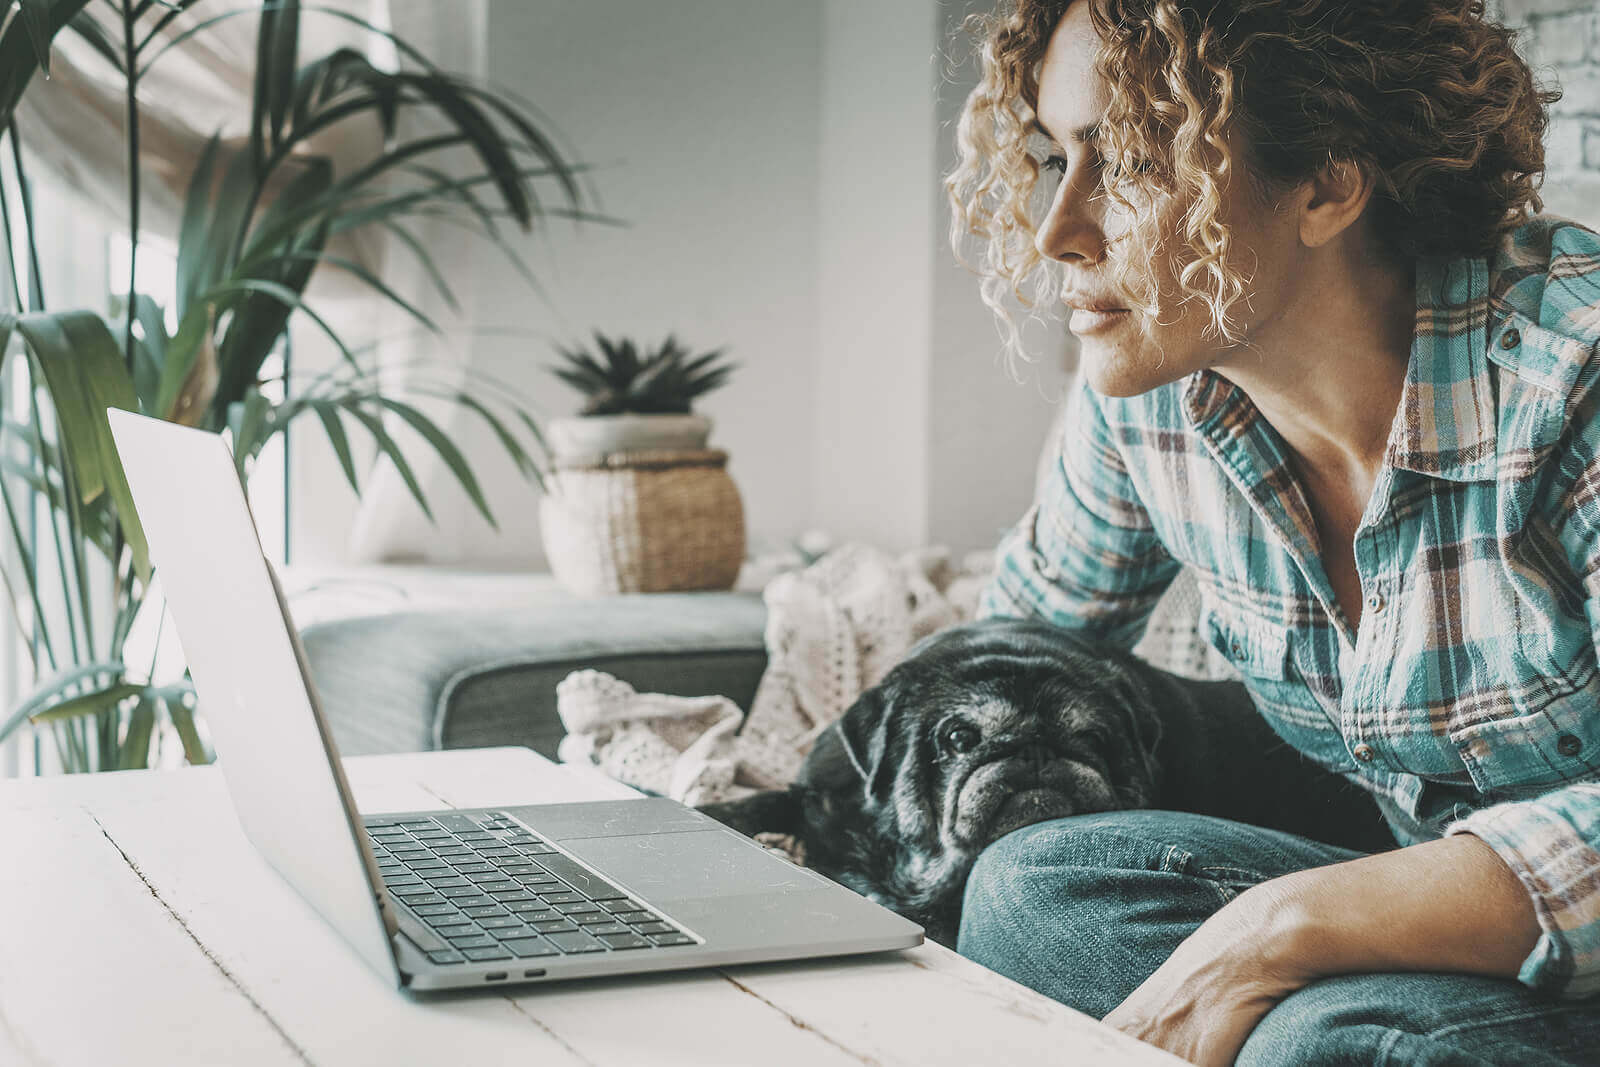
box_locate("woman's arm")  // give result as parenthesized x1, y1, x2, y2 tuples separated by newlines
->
(1101, 834, 1541, 1066)
(1265, 833, 1541, 977)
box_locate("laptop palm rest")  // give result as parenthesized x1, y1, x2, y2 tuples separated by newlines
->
(561, 830, 826, 901)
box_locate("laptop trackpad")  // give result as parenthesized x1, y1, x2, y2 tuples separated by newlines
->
(563, 830, 824, 900)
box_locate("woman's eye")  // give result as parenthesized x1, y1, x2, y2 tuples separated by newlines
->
(1103, 156, 1156, 182)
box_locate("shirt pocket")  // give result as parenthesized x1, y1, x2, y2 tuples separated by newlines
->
(1199, 608, 1353, 771)
(1201, 609, 1290, 681)
(1447, 689, 1600, 797)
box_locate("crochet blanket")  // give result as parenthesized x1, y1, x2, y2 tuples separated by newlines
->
(554, 542, 994, 805)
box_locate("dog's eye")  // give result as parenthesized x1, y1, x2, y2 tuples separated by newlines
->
(939, 722, 980, 754)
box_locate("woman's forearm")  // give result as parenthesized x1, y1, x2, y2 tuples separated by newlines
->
(1247, 834, 1543, 982)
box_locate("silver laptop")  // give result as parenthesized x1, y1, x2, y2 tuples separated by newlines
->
(107, 408, 922, 992)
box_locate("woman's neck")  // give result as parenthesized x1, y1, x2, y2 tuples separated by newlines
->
(1217, 237, 1418, 488)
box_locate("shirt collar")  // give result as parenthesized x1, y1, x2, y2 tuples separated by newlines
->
(1181, 252, 1497, 484)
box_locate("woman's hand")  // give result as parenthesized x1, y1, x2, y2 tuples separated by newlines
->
(1102, 881, 1310, 1066)
(1102, 835, 1541, 1065)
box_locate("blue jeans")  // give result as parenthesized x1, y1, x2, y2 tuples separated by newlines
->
(956, 811, 1600, 1065)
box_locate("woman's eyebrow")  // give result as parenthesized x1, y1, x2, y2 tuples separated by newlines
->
(1029, 117, 1101, 146)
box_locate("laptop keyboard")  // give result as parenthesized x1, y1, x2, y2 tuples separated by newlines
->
(362, 810, 697, 966)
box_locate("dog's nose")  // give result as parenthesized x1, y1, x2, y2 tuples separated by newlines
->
(1020, 741, 1053, 769)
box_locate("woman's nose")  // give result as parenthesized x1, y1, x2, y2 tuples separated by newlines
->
(1034, 165, 1106, 265)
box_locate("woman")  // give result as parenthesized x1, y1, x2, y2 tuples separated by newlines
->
(947, 0, 1600, 1064)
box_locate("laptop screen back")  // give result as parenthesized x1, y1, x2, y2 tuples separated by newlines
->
(107, 409, 399, 985)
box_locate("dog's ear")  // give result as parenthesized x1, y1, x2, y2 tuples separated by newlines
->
(836, 687, 895, 804)
(697, 789, 804, 838)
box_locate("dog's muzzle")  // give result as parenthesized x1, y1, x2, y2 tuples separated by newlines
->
(948, 753, 1114, 847)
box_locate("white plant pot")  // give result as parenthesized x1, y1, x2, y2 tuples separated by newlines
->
(547, 413, 713, 456)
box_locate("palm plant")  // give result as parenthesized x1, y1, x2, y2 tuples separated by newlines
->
(0, 0, 611, 772)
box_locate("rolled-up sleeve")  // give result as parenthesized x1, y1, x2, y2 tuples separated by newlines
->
(1445, 436, 1600, 999)
(1445, 786, 1600, 997)
(979, 378, 1180, 648)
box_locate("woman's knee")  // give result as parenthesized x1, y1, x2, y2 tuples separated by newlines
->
(956, 811, 1235, 1016)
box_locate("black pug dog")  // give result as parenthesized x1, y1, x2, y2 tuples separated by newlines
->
(698, 617, 1394, 946)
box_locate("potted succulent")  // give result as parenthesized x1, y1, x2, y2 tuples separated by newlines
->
(545, 332, 736, 457)
(539, 332, 745, 595)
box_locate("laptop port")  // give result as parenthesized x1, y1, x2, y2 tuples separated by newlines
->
(523, 969, 547, 978)
(484, 972, 507, 982)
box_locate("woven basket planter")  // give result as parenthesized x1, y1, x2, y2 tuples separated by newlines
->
(539, 448, 746, 595)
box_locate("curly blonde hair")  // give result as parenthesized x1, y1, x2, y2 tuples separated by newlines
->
(947, 0, 1560, 377)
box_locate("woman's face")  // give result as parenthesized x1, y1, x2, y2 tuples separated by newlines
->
(1032, 2, 1302, 397)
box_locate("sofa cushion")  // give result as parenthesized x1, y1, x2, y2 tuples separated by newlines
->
(298, 592, 769, 760)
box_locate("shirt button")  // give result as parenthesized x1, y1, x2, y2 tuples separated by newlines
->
(1365, 591, 1385, 614)
(1557, 733, 1582, 757)
(1352, 742, 1376, 763)
(1229, 640, 1245, 661)
(1499, 327, 1521, 350)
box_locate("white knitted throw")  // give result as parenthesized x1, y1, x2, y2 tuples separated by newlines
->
(555, 542, 993, 805)
(553, 543, 1233, 806)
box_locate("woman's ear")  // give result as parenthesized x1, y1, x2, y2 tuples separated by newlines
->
(1298, 156, 1377, 250)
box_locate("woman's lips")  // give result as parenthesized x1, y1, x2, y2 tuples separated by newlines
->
(1069, 307, 1130, 334)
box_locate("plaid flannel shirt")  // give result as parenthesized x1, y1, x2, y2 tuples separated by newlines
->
(980, 214, 1600, 997)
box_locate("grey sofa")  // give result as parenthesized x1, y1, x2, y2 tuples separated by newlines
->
(298, 591, 769, 761)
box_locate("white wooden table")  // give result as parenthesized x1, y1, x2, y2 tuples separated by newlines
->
(0, 746, 1177, 1066)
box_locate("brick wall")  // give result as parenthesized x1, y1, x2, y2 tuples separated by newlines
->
(1491, 0, 1600, 224)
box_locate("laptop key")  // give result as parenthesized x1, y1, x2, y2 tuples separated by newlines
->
(450, 895, 493, 909)
(507, 903, 555, 917)
(394, 892, 445, 906)
(513, 873, 560, 885)
(490, 890, 536, 903)
(583, 921, 630, 936)
(633, 921, 674, 935)
(531, 919, 578, 934)
(611, 911, 656, 924)
(535, 853, 629, 900)
(477, 916, 522, 929)
(601, 899, 643, 913)
(596, 932, 651, 950)
(423, 876, 470, 889)
(452, 862, 494, 874)
(398, 820, 435, 829)
(554, 902, 601, 915)
(425, 949, 466, 965)
(650, 932, 695, 946)
(544, 930, 605, 954)
(504, 937, 560, 958)
(446, 934, 497, 948)
(439, 886, 485, 899)
(462, 905, 508, 919)
(463, 946, 513, 961)
(476, 880, 516, 893)
(488, 926, 532, 941)
(411, 903, 459, 917)
(574, 912, 618, 926)
(536, 892, 583, 905)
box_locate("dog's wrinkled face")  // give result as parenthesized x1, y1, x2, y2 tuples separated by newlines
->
(830, 620, 1162, 860)
(699, 617, 1165, 945)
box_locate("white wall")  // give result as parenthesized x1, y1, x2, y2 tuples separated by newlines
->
(454, 0, 824, 566)
(292, 0, 1066, 568)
